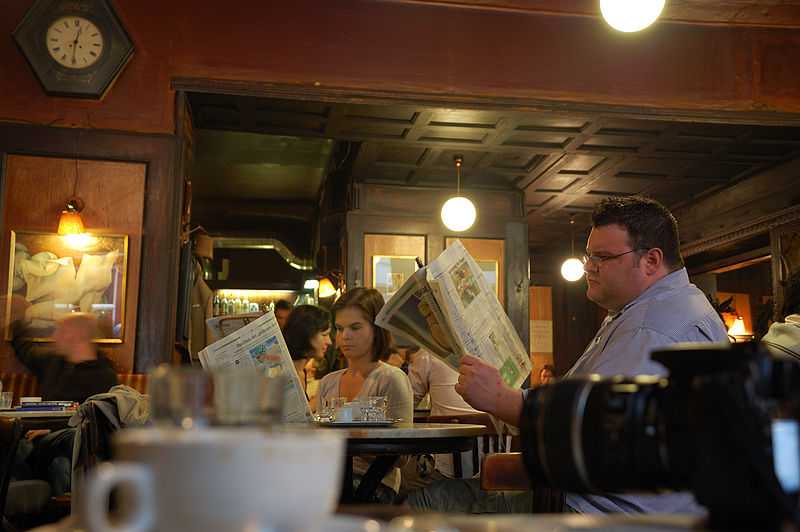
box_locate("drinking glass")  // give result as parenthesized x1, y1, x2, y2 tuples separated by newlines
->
(365, 396, 388, 421)
(149, 365, 213, 429)
(212, 368, 285, 426)
(0, 392, 13, 409)
(322, 397, 346, 422)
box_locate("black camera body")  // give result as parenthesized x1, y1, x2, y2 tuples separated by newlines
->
(520, 342, 800, 530)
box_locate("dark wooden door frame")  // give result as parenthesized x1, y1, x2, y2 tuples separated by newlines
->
(0, 124, 181, 373)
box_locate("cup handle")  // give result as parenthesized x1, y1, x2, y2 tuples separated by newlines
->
(83, 462, 155, 532)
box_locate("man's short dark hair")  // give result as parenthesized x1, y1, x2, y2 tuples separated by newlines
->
(592, 195, 684, 270)
(780, 271, 800, 321)
(283, 305, 331, 360)
(274, 299, 293, 312)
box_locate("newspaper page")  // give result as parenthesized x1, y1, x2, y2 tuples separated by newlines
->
(198, 311, 311, 422)
(205, 312, 263, 343)
(426, 240, 531, 389)
(376, 268, 460, 363)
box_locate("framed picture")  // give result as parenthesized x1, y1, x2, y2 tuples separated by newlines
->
(5, 230, 129, 343)
(372, 255, 419, 302)
(477, 260, 499, 299)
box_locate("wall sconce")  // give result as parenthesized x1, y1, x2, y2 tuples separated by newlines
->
(57, 197, 85, 235)
(319, 271, 344, 299)
(441, 155, 476, 232)
(560, 215, 584, 282)
(600, 0, 665, 32)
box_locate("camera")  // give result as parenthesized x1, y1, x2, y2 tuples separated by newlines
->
(520, 342, 800, 530)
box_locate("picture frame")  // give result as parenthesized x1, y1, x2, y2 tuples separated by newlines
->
(477, 259, 499, 299)
(372, 255, 419, 302)
(5, 230, 129, 342)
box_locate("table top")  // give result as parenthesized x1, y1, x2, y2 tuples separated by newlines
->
(318, 422, 487, 439)
(0, 410, 75, 419)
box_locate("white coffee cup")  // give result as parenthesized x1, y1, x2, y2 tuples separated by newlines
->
(82, 427, 345, 532)
(335, 403, 364, 423)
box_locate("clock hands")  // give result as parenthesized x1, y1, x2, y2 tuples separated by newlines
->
(71, 22, 83, 66)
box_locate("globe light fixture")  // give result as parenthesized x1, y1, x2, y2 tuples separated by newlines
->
(560, 215, 585, 282)
(600, 0, 665, 32)
(441, 155, 476, 232)
(561, 257, 585, 282)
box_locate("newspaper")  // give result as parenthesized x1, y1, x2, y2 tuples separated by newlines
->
(376, 240, 531, 390)
(198, 311, 311, 423)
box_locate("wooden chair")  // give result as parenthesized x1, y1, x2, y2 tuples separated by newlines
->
(418, 412, 509, 478)
(480, 452, 565, 513)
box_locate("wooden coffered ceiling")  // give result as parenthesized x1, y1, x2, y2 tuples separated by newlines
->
(188, 93, 800, 250)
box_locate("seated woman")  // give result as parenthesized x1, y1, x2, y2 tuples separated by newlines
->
(283, 305, 332, 399)
(316, 287, 413, 503)
(763, 271, 800, 359)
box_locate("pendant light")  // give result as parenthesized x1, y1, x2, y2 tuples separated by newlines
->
(441, 155, 476, 232)
(560, 215, 584, 282)
(58, 138, 87, 236)
(600, 0, 665, 33)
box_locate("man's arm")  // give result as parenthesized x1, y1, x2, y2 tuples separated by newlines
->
(454, 354, 524, 427)
(10, 320, 49, 375)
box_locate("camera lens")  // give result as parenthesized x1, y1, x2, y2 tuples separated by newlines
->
(520, 375, 672, 493)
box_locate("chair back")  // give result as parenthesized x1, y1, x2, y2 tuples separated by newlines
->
(420, 412, 508, 477)
(0, 417, 23, 523)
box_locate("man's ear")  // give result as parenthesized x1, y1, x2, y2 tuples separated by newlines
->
(642, 248, 664, 275)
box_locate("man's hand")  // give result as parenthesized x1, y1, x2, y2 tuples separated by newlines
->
(455, 354, 524, 427)
(25, 429, 51, 441)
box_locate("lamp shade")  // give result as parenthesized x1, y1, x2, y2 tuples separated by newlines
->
(57, 210, 85, 235)
(561, 257, 585, 282)
(727, 316, 749, 337)
(600, 0, 665, 32)
(318, 277, 337, 298)
(441, 196, 476, 232)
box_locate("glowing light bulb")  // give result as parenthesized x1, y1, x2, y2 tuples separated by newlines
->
(600, 0, 665, 32)
(561, 258, 585, 282)
(441, 196, 476, 232)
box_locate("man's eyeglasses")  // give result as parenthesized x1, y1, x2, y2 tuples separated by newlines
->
(582, 249, 642, 266)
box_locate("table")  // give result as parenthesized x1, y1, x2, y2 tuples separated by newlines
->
(321, 422, 488, 503)
(0, 410, 75, 419)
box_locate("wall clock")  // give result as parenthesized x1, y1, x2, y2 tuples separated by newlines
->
(13, 0, 134, 99)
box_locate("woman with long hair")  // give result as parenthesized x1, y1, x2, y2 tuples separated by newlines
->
(316, 287, 413, 502)
(283, 305, 332, 395)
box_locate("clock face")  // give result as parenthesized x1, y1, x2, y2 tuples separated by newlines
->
(46, 16, 104, 69)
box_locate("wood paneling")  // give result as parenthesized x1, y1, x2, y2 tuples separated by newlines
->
(363, 234, 426, 292)
(0, 123, 180, 373)
(0, 155, 145, 372)
(529, 285, 553, 383)
(3, 1, 800, 136)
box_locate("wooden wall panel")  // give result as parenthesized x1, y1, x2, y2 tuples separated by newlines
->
(363, 234, 426, 293)
(529, 285, 553, 383)
(0, 123, 180, 373)
(0, 155, 145, 373)
(2, 1, 800, 136)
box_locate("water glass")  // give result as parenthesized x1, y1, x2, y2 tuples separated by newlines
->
(149, 365, 213, 429)
(320, 397, 346, 422)
(365, 396, 388, 421)
(212, 368, 284, 426)
(0, 392, 13, 409)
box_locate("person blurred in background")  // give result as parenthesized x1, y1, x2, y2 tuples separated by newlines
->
(316, 288, 413, 503)
(283, 305, 332, 401)
(274, 299, 293, 330)
(10, 309, 118, 496)
(538, 364, 555, 385)
(401, 346, 482, 495)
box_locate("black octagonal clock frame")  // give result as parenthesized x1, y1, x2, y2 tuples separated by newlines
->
(13, 0, 135, 99)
